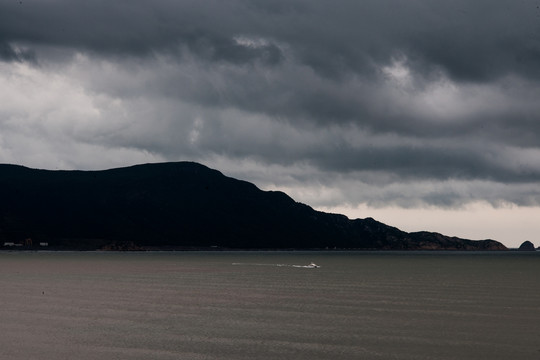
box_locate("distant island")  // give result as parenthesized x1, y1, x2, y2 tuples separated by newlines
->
(0, 162, 506, 251)
(518, 241, 536, 251)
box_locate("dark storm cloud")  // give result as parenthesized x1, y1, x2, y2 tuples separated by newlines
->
(1, 0, 540, 208)
(3, 0, 539, 78)
(0, 42, 21, 61)
(0, 41, 35, 62)
(0, 0, 285, 65)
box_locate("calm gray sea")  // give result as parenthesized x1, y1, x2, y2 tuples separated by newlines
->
(0, 251, 539, 360)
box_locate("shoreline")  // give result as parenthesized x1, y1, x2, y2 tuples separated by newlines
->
(0, 247, 535, 252)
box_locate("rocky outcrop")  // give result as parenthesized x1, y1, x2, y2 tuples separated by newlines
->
(0, 162, 507, 251)
(406, 232, 507, 250)
(518, 241, 535, 251)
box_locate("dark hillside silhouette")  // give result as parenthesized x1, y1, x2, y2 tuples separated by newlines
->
(0, 162, 506, 250)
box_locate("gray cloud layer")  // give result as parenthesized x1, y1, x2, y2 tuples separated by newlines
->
(1, 0, 540, 209)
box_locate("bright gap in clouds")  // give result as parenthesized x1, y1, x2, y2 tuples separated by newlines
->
(317, 202, 538, 249)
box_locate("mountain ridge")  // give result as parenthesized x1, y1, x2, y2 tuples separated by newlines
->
(0, 162, 507, 251)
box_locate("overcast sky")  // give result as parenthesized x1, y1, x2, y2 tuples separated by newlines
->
(2, 0, 540, 247)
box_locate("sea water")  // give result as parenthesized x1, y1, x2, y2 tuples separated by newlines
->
(0, 251, 539, 360)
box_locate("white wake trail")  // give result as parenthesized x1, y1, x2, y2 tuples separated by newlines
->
(232, 263, 320, 268)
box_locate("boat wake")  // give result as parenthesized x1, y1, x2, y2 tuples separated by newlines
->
(232, 262, 320, 268)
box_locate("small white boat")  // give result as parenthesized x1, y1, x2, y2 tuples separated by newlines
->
(306, 262, 320, 268)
